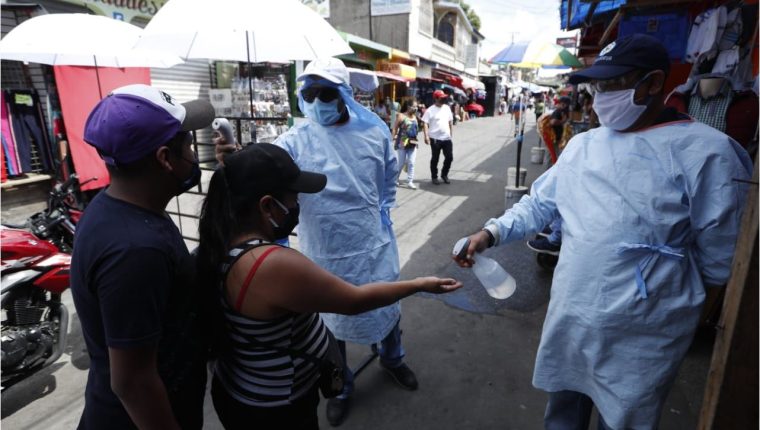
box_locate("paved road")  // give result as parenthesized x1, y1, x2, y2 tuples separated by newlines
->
(1, 114, 712, 429)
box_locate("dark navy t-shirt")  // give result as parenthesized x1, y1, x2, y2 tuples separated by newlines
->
(71, 191, 209, 430)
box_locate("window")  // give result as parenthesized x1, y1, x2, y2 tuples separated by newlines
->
(437, 12, 455, 47)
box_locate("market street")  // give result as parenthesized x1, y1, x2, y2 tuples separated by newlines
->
(1, 115, 713, 429)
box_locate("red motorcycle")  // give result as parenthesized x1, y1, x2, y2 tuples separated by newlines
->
(1, 173, 91, 387)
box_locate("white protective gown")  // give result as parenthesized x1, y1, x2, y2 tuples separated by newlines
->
(486, 120, 752, 429)
(275, 85, 400, 344)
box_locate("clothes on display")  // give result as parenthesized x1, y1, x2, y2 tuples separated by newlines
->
(666, 76, 758, 150)
(2, 89, 54, 176)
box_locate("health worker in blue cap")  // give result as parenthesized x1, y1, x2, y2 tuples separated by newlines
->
(453, 34, 752, 430)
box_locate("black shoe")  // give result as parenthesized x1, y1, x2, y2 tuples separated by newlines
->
(432, 178, 440, 185)
(380, 362, 418, 391)
(526, 237, 561, 256)
(442, 177, 450, 184)
(537, 225, 552, 238)
(326, 397, 350, 427)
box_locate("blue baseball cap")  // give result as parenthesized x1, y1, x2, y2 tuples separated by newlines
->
(568, 34, 670, 85)
(84, 84, 214, 165)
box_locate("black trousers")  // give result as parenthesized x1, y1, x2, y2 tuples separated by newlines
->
(430, 138, 453, 179)
(211, 376, 320, 430)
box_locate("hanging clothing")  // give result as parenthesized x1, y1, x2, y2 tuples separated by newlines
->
(1, 92, 21, 176)
(4, 90, 54, 173)
(685, 6, 727, 64)
(484, 120, 752, 429)
(276, 80, 400, 345)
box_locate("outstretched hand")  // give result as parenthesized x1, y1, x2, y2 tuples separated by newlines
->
(451, 231, 491, 268)
(416, 277, 463, 294)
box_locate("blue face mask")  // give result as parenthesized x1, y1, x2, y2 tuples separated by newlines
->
(303, 98, 342, 126)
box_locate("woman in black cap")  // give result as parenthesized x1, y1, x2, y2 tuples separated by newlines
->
(197, 143, 461, 430)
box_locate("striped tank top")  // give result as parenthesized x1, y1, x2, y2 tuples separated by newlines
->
(214, 239, 330, 406)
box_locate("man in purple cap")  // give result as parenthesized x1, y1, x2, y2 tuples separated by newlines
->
(454, 34, 751, 429)
(71, 84, 214, 430)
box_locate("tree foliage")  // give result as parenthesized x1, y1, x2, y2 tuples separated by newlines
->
(458, 1, 481, 31)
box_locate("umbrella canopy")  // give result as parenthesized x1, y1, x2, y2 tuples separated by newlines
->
(490, 40, 582, 68)
(0, 13, 183, 68)
(136, 0, 353, 62)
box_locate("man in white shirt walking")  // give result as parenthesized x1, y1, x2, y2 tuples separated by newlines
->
(422, 90, 454, 184)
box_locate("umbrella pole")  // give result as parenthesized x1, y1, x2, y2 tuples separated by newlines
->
(245, 30, 256, 144)
(515, 94, 525, 187)
(93, 56, 103, 99)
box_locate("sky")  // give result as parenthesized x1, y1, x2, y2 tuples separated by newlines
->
(463, 0, 580, 61)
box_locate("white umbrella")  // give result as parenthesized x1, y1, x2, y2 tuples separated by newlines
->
(347, 68, 379, 92)
(136, 0, 353, 63)
(135, 0, 354, 116)
(0, 13, 183, 97)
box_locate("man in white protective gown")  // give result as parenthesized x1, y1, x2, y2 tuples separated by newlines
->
(453, 34, 752, 430)
(274, 58, 415, 427)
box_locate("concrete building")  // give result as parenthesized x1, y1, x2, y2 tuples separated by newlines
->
(326, 0, 485, 77)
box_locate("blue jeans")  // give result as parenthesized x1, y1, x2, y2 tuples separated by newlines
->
(336, 321, 404, 399)
(548, 218, 562, 244)
(544, 390, 612, 430)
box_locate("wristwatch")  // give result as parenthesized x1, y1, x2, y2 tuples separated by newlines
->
(480, 228, 495, 248)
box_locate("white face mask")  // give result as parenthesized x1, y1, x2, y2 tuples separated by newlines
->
(593, 88, 649, 131)
(592, 71, 657, 131)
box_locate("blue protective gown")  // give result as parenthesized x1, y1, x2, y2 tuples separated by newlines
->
(486, 120, 752, 429)
(275, 83, 400, 344)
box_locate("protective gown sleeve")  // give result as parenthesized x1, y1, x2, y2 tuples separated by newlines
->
(485, 158, 562, 245)
(379, 127, 399, 223)
(684, 139, 752, 285)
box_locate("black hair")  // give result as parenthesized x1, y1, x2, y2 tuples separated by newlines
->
(196, 165, 285, 356)
(400, 100, 414, 113)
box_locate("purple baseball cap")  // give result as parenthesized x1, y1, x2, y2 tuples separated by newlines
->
(84, 84, 215, 165)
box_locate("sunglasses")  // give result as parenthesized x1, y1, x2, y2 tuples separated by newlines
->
(301, 86, 340, 103)
(591, 71, 655, 93)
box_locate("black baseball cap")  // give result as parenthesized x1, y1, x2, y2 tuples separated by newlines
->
(223, 143, 326, 197)
(568, 34, 670, 85)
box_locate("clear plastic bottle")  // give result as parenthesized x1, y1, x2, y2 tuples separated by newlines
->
(453, 237, 517, 300)
(472, 254, 516, 299)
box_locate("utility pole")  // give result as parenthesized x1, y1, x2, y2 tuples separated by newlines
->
(368, 0, 373, 40)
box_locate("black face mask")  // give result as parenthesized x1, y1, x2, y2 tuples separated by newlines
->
(269, 197, 300, 240)
(178, 159, 201, 195)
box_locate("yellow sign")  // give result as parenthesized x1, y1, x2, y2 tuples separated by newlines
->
(377, 61, 416, 80)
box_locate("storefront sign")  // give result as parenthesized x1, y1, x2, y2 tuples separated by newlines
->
(377, 61, 416, 80)
(371, 0, 411, 16)
(465, 44, 478, 69)
(57, 0, 169, 23)
(556, 37, 576, 49)
(301, 0, 329, 18)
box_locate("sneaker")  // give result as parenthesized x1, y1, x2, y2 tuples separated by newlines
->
(537, 226, 553, 238)
(326, 397, 350, 427)
(432, 178, 440, 185)
(442, 176, 450, 184)
(380, 362, 418, 390)
(407, 182, 418, 190)
(526, 237, 561, 256)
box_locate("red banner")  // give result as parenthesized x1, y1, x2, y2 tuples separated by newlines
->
(54, 66, 150, 191)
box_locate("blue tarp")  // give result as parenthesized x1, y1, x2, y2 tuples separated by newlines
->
(490, 42, 530, 64)
(560, 0, 627, 30)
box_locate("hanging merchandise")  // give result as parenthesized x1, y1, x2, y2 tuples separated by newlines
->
(1, 92, 21, 176)
(685, 6, 728, 64)
(618, 12, 690, 60)
(3, 89, 54, 174)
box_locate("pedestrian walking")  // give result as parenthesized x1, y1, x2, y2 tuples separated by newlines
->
(71, 84, 215, 429)
(453, 34, 752, 430)
(216, 57, 421, 427)
(422, 89, 454, 185)
(392, 100, 420, 189)
(198, 143, 461, 430)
